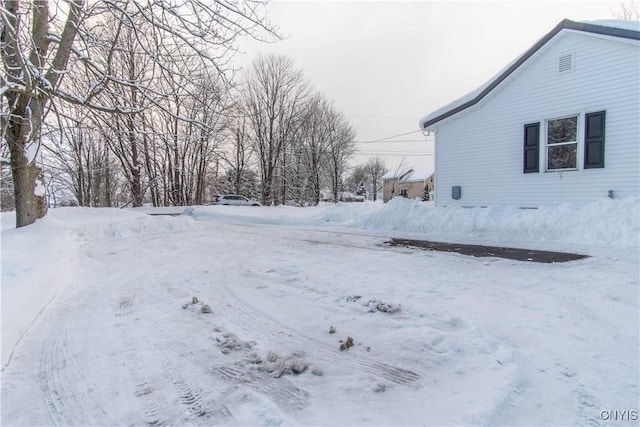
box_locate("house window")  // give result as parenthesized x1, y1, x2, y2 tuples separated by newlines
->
(524, 111, 605, 174)
(546, 115, 578, 171)
(399, 188, 408, 197)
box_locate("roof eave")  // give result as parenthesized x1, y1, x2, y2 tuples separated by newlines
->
(421, 19, 640, 129)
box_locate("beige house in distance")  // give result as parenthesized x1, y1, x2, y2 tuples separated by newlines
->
(382, 168, 434, 202)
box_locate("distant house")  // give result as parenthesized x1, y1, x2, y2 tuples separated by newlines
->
(419, 19, 640, 207)
(382, 168, 434, 202)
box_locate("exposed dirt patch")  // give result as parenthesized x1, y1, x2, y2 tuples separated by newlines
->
(386, 238, 589, 263)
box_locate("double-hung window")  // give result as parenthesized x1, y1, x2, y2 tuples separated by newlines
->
(523, 111, 605, 173)
(546, 115, 578, 171)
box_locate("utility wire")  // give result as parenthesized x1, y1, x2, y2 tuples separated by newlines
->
(357, 149, 434, 153)
(356, 129, 424, 144)
(357, 152, 434, 156)
(353, 139, 428, 143)
(347, 115, 418, 120)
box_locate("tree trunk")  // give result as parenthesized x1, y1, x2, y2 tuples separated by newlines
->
(105, 149, 113, 207)
(6, 101, 48, 227)
(2, 0, 83, 226)
(126, 116, 143, 207)
(372, 177, 378, 201)
(313, 170, 321, 205)
(195, 134, 207, 205)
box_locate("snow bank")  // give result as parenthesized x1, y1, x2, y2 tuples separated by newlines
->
(189, 197, 640, 249)
(72, 213, 201, 242)
(353, 197, 640, 249)
(188, 203, 334, 226)
(1, 216, 78, 369)
(1, 208, 201, 368)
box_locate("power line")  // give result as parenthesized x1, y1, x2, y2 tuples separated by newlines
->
(356, 154, 434, 157)
(357, 129, 424, 144)
(357, 149, 434, 152)
(357, 151, 433, 154)
(348, 115, 418, 120)
(356, 151, 434, 156)
(354, 139, 428, 143)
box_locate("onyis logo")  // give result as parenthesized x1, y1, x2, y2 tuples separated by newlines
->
(600, 410, 638, 421)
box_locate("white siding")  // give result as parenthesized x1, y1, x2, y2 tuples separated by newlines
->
(433, 31, 640, 207)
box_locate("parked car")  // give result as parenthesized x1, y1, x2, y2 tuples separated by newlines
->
(208, 195, 262, 206)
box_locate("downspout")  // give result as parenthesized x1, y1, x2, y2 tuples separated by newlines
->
(429, 128, 438, 206)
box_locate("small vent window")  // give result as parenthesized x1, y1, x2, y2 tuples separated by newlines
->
(558, 53, 574, 73)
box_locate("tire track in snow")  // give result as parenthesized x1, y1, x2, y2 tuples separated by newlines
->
(40, 302, 114, 426)
(114, 294, 238, 423)
(115, 295, 134, 318)
(155, 341, 236, 424)
(218, 284, 421, 386)
(1, 338, 55, 426)
(140, 318, 310, 412)
(222, 231, 423, 385)
(114, 294, 184, 426)
(110, 273, 241, 425)
(120, 332, 171, 426)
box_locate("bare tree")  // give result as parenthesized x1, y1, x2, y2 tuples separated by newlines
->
(613, 0, 640, 19)
(296, 93, 333, 205)
(177, 73, 230, 205)
(1, 144, 13, 211)
(346, 164, 367, 195)
(1, 0, 275, 226)
(87, 18, 152, 207)
(213, 166, 259, 199)
(363, 156, 387, 201)
(385, 158, 411, 202)
(44, 110, 118, 207)
(2, 1, 84, 226)
(324, 106, 357, 203)
(221, 113, 254, 196)
(242, 54, 310, 205)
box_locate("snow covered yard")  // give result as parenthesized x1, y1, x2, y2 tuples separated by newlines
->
(1, 199, 638, 426)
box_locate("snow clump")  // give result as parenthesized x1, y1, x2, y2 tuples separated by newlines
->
(216, 332, 256, 354)
(258, 351, 308, 377)
(368, 300, 401, 314)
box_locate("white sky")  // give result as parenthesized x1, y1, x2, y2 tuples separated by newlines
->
(234, 0, 624, 171)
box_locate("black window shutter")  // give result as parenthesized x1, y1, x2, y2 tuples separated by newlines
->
(584, 111, 606, 169)
(523, 122, 540, 173)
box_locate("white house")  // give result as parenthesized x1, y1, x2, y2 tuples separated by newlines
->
(419, 19, 640, 207)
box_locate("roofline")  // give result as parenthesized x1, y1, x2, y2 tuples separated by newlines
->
(383, 168, 434, 181)
(421, 19, 640, 129)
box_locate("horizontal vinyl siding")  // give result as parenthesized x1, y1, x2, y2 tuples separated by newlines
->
(434, 32, 639, 207)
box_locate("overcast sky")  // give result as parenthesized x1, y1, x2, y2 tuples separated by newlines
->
(235, 0, 624, 171)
